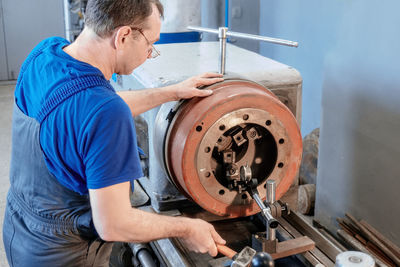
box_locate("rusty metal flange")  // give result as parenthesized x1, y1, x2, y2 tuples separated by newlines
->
(163, 79, 302, 218)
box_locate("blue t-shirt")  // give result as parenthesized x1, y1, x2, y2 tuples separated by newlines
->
(15, 37, 143, 195)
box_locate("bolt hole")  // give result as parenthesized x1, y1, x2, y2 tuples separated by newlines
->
(278, 162, 284, 168)
(237, 137, 241, 140)
(219, 125, 225, 131)
(219, 190, 225, 195)
(196, 125, 202, 132)
(205, 172, 211, 178)
(218, 138, 222, 143)
(204, 147, 211, 153)
(266, 120, 272, 126)
(264, 183, 267, 188)
(279, 138, 285, 144)
(243, 114, 249, 120)
(242, 194, 248, 199)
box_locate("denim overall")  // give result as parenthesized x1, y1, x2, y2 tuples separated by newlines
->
(3, 76, 114, 266)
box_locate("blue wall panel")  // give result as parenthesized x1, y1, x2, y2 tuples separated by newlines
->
(259, 0, 345, 135)
(260, 0, 400, 245)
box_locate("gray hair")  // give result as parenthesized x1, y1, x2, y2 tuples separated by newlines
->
(84, 0, 164, 37)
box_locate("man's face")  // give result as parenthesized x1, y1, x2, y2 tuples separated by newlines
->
(115, 4, 161, 75)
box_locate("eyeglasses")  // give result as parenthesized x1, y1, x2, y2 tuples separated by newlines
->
(130, 27, 160, 59)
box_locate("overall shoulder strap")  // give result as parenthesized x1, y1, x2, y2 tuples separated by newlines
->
(35, 75, 114, 124)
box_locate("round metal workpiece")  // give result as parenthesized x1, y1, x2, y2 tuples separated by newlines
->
(161, 79, 302, 218)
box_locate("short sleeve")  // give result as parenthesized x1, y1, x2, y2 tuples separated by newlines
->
(80, 97, 143, 189)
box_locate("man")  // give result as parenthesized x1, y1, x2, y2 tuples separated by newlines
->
(3, 0, 225, 266)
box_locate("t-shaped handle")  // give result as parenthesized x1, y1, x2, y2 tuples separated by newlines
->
(188, 26, 299, 74)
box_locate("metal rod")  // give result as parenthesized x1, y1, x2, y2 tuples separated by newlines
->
(187, 26, 298, 47)
(266, 180, 276, 204)
(266, 180, 276, 241)
(218, 27, 228, 74)
(187, 26, 219, 35)
(63, 0, 72, 42)
(227, 30, 298, 47)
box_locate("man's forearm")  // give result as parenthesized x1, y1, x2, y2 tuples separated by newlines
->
(89, 182, 224, 256)
(116, 72, 223, 116)
(110, 208, 190, 243)
(117, 86, 177, 116)
(89, 182, 189, 243)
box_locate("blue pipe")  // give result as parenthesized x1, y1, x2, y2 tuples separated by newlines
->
(225, 0, 229, 27)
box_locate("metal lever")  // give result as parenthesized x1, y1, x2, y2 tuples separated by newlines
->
(241, 165, 278, 230)
(252, 190, 279, 230)
(187, 26, 299, 74)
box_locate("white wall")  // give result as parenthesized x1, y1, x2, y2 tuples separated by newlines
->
(1, 0, 65, 80)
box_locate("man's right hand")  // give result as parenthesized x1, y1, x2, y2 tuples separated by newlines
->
(178, 217, 226, 257)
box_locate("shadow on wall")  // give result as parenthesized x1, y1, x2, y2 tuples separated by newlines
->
(315, 51, 400, 247)
(349, 93, 400, 245)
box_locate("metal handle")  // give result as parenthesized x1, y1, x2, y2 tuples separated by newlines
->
(216, 244, 237, 259)
(188, 26, 299, 47)
(252, 192, 279, 229)
(187, 26, 298, 75)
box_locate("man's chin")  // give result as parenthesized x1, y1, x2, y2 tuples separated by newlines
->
(115, 69, 135, 76)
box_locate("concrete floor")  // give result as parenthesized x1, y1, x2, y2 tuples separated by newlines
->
(0, 81, 14, 267)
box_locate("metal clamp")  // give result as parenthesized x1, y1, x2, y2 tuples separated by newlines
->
(188, 26, 299, 74)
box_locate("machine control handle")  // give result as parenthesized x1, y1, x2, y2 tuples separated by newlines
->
(187, 26, 298, 75)
(187, 26, 299, 47)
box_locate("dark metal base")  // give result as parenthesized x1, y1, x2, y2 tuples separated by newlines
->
(149, 195, 194, 213)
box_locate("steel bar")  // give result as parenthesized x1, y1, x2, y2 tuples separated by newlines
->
(345, 213, 400, 266)
(360, 220, 400, 259)
(318, 228, 347, 252)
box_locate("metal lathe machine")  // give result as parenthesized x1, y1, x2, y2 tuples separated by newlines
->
(110, 31, 349, 267)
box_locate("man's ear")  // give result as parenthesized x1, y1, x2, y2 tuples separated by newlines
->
(114, 26, 131, 50)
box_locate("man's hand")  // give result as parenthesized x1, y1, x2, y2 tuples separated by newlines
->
(178, 217, 226, 257)
(171, 72, 224, 100)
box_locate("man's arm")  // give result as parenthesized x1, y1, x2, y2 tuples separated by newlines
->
(117, 72, 223, 116)
(89, 181, 226, 256)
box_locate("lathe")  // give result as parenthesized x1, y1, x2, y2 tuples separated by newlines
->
(111, 32, 345, 267)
